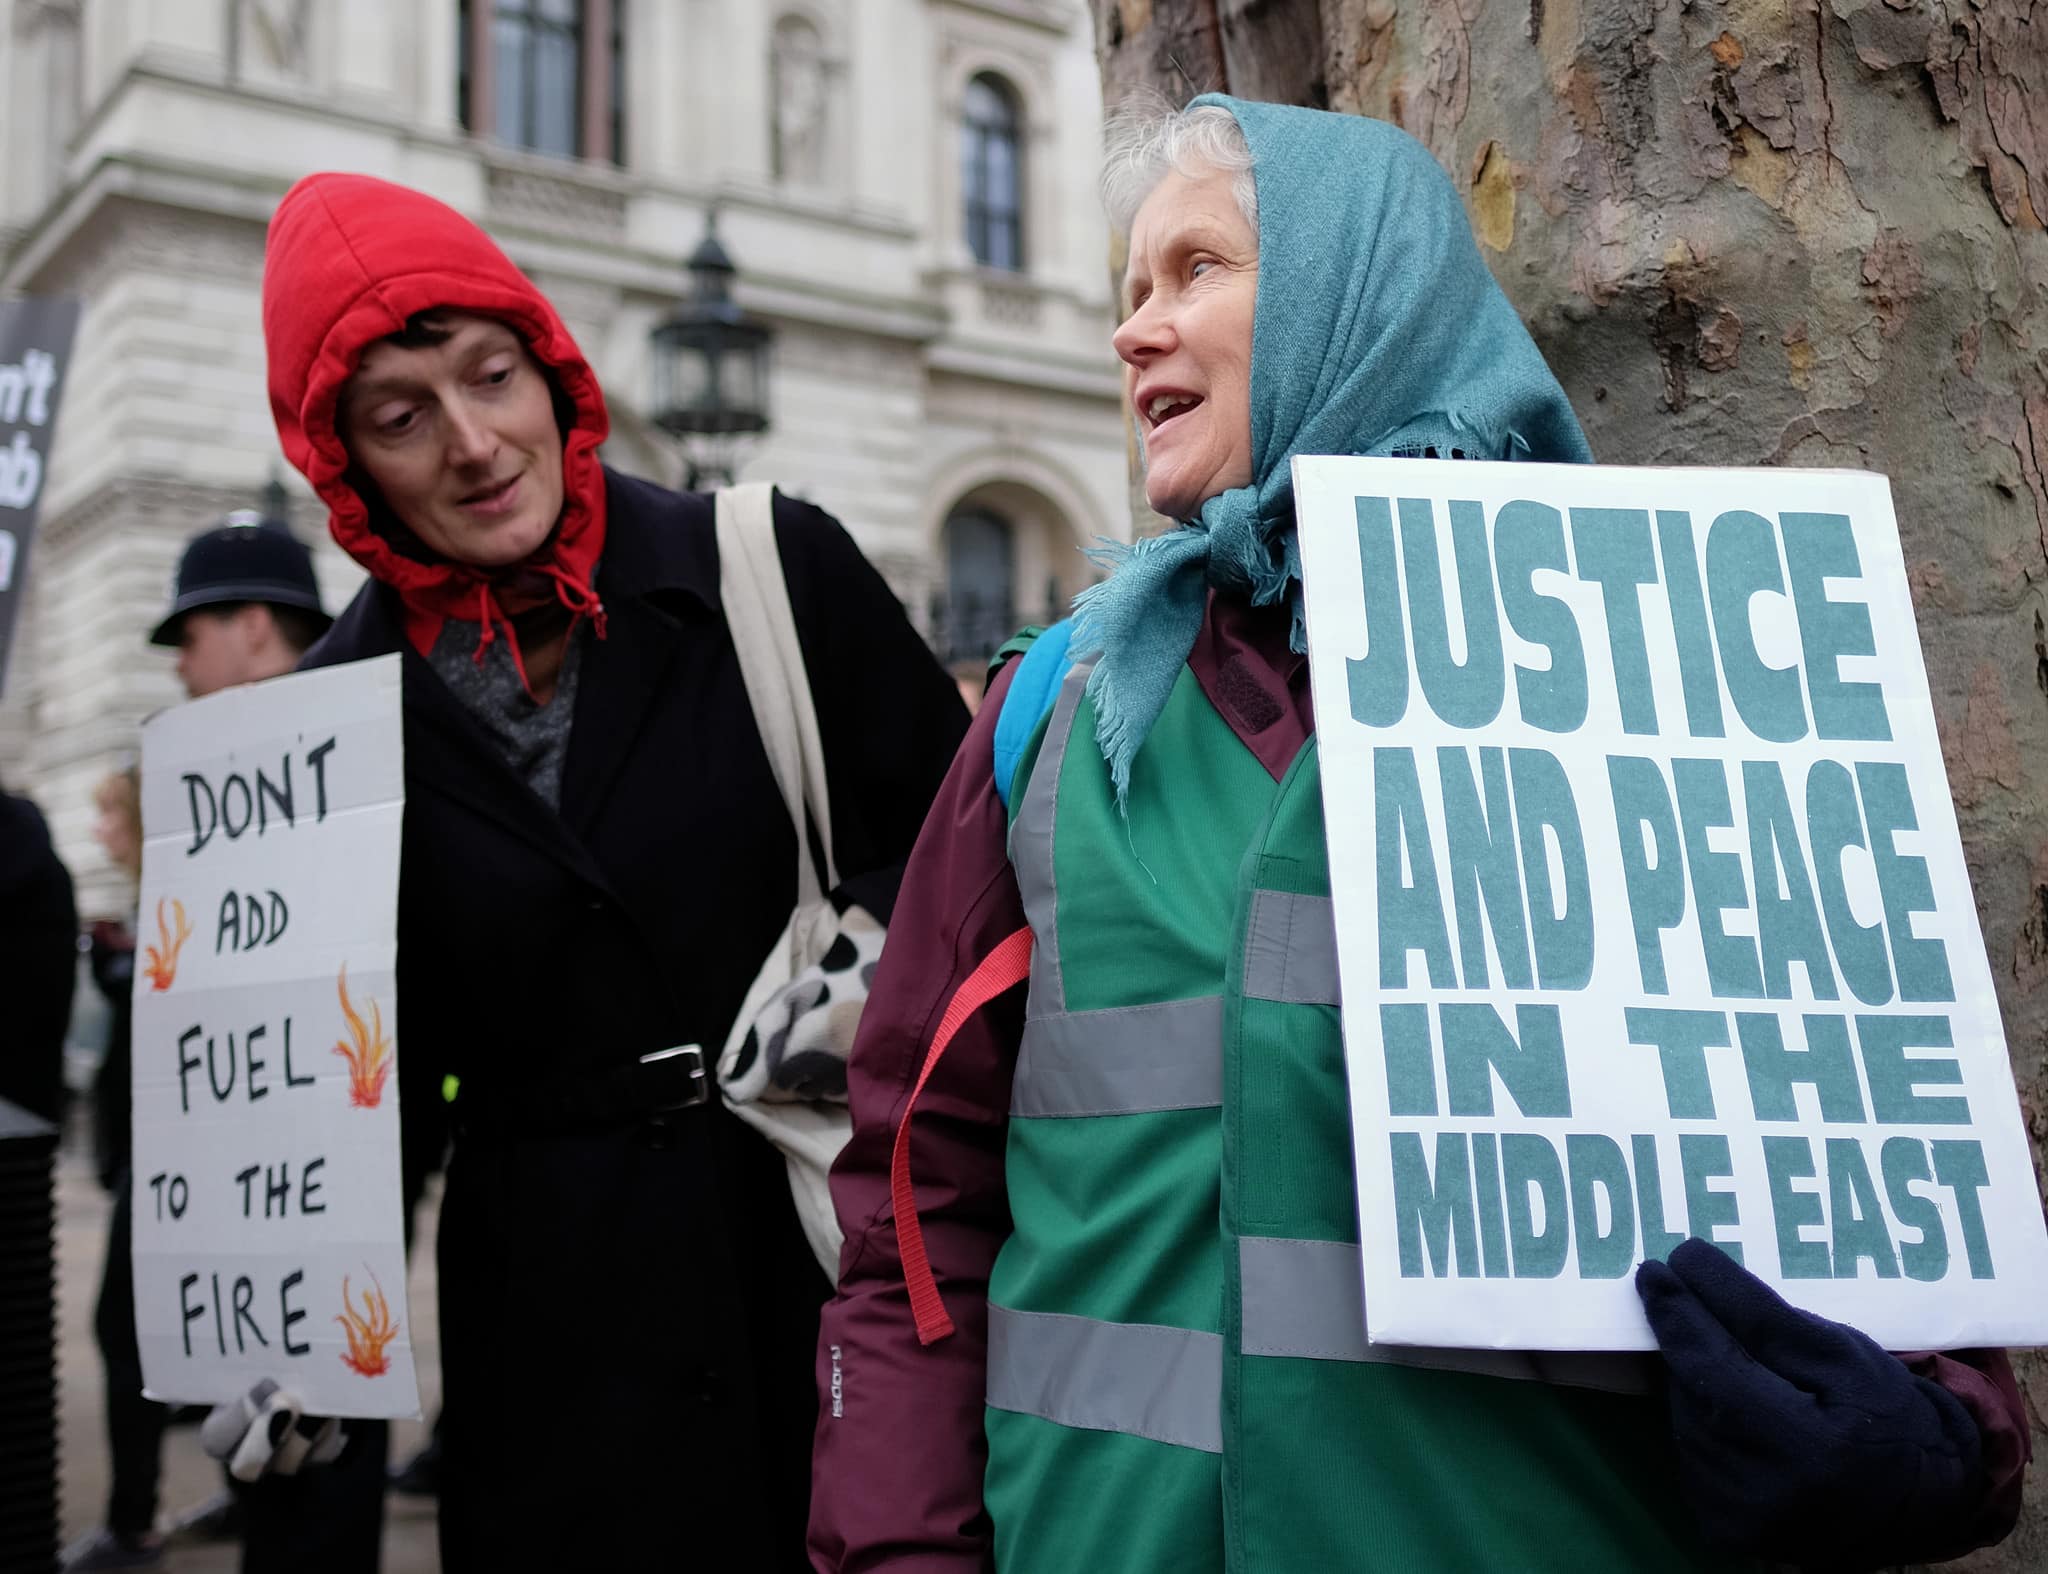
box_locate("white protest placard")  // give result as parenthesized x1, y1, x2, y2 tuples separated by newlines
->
(132, 653, 419, 1417)
(1294, 455, 2048, 1352)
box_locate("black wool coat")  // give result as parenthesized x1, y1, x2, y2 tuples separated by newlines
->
(0, 791, 77, 1127)
(302, 471, 970, 1571)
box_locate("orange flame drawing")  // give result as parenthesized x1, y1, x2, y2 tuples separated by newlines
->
(141, 898, 192, 992)
(332, 965, 394, 1108)
(335, 1268, 399, 1378)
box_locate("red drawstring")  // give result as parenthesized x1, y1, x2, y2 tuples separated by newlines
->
(890, 926, 1034, 1346)
(541, 562, 608, 642)
(466, 568, 608, 699)
(468, 583, 531, 694)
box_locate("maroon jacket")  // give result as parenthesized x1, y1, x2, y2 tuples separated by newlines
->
(809, 594, 2031, 1571)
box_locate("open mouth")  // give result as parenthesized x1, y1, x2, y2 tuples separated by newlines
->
(1144, 392, 1203, 432)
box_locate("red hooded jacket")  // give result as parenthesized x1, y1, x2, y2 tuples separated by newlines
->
(261, 171, 609, 669)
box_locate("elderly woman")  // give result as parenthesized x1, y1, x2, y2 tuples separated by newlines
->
(808, 96, 2029, 1572)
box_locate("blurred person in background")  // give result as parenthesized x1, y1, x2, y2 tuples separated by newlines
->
(62, 768, 166, 1573)
(148, 510, 333, 698)
(0, 782, 75, 1127)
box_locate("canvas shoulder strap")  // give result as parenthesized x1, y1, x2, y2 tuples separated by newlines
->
(715, 483, 838, 900)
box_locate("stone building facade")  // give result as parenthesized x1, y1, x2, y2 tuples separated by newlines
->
(0, 0, 1126, 916)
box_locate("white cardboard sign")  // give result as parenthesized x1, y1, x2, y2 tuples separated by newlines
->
(1293, 455, 2048, 1352)
(132, 654, 419, 1417)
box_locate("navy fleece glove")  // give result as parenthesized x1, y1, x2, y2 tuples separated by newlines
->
(1636, 1238, 1983, 1570)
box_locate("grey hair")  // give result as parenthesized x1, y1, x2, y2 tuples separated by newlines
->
(1099, 92, 1258, 235)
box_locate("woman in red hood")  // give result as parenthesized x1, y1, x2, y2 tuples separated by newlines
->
(258, 172, 970, 1571)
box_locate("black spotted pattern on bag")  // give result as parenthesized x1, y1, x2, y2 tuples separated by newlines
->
(730, 1026, 763, 1082)
(721, 902, 886, 1106)
(775, 1050, 850, 1100)
(764, 980, 831, 1070)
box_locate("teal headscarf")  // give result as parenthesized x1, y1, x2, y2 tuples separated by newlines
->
(1072, 95, 1592, 801)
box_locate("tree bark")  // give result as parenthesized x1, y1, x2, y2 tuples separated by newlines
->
(1091, 3, 2048, 1566)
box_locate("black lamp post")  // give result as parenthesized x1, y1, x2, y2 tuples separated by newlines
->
(261, 470, 291, 528)
(649, 210, 774, 488)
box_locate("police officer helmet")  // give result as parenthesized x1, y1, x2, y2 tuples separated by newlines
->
(149, 510, 332, 647)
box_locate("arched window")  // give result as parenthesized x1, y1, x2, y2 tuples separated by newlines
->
(770, 16, 831, 186)
(961, 73, 1024, 272)
(939, 506, 1017, 663)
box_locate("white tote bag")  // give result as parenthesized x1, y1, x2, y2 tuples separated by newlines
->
(713, 483, 868, 1280)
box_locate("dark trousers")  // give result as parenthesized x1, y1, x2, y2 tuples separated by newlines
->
(93, 1178, 166, 1539)
(237, 1422, 387, 1574)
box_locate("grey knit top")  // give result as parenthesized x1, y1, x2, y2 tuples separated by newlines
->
(426, 615, 586, 810)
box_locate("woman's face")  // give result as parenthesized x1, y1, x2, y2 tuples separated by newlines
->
(93, 793, 141, 879)
(338, 314, 565, 569)
(1113, 164, 1260, 521)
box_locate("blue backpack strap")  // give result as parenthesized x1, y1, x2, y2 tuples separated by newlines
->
(992, 618, 1074, 811)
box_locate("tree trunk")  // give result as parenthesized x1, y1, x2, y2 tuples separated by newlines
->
(1091, 2, 2048, 1566)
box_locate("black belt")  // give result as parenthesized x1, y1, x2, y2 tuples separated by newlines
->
(454, 1045, 712, 1139)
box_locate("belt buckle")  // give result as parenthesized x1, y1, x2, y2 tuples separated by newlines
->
(638, 1044, 710, 1112)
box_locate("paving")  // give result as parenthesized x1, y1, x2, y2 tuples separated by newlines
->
(53, 1130, 443, 1572)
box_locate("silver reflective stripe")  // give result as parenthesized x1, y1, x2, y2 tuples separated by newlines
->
(1009, 658, 1093, 1018)
(1013, 996, 1224, 1117)
(1238, 1236, 1655, 1397)
(987, 1303, 1223, 1454)
(1241, 890, 1340, 1005)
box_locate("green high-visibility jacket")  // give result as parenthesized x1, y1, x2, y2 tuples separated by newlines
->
(982, 649, 1738, 1573)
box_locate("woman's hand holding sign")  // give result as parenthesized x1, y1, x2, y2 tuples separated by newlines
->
(199, 1378, 346, 1483)
(1637, 1238, 1986, 1567)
